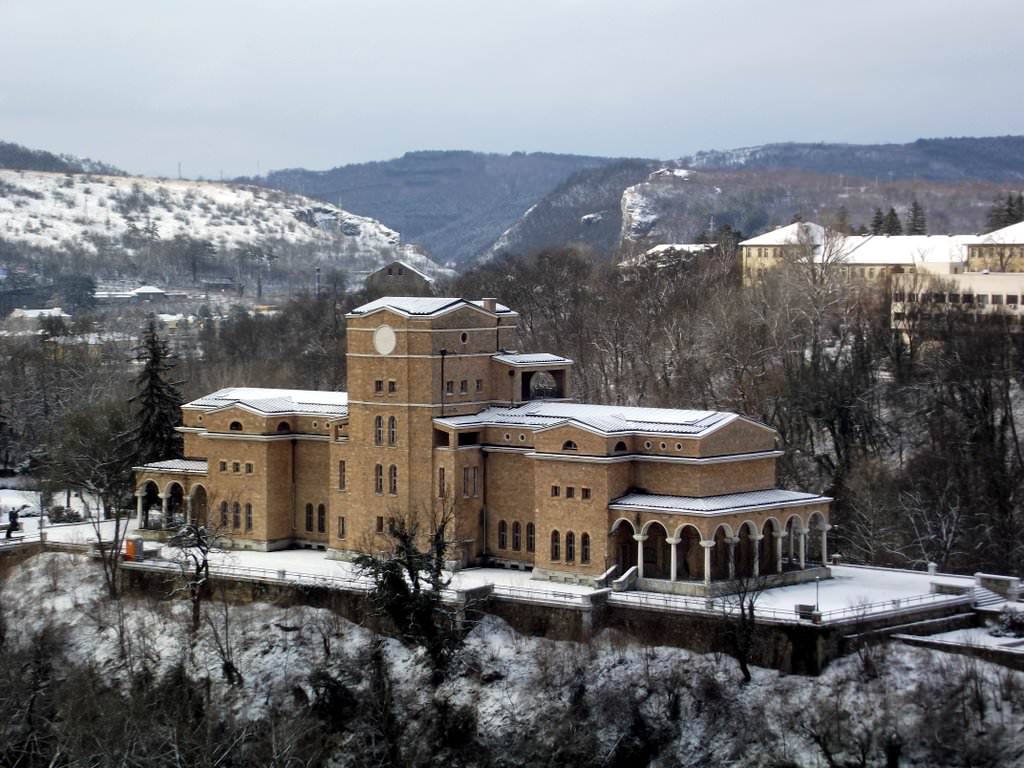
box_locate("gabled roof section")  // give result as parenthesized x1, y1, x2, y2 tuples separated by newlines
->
(372, 260, 435, 283)
(435, 400, 745, 437)
(492, 352, 572, 367)
(134, 459, 208, 475)
(983, 220, 1024, 244)
(740, 222, 824, 247)
(185, 387, 348, 417)
(347, 296, 518, 319)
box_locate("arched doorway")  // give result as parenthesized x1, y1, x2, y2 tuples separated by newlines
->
(165, 482, 185, 529)
(609, 518, 637, 575)
(710, 524, 732, 580)
(675, 524, 703, 581)
(761, 519, 780, 575)
(735, 521, 758, 578)
(190, 485, 208, 526)
(641, 521, 670, 579)
(138, 481, 160, 529)
(808, 511, 828, 565)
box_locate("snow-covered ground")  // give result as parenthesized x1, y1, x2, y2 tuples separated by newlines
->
(926, 626, 1024, 650)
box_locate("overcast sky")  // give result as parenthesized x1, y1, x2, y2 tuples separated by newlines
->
(2, 1, 1021, 178)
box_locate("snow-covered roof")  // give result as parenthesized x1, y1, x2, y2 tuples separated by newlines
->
(741, 222, 973, 266)
(609, 489, 830, 516)
(492, 353, 572, 367)
(132, 285, 165, 295)
(435, 400, 744, 437)
(740, 222, 825, 247)
(982, 221, 1024, 244)
(9, 307, 70, 319)
(134, 459, 208, 475)
(842, 234, 977, 265)
(185, 387, 348, 417)
(348, 297, 516, 319)
(373, 260, 435, 283)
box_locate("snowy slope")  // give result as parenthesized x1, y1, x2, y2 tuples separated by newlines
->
(0, 169, 451, 279)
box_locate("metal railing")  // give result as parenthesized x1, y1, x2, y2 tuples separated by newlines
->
(122, 559, 375, 593)
(491, 583, 589, 606)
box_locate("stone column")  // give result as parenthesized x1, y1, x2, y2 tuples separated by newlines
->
(751, 534, 763, 578)
(727, 537, 738, 580)
(700, 540, 715, 586)
(666, 537, 681, 581)
(773, 531, 784, 574)
(820, 524, 832, 565)
(633, 534, 647, 579)
(185, 495, 193, 525)
(799, 528, 808, 570)
(788, 526, 795, 564)
(135, 492, 144, 524)
(160, 493, 169, 530)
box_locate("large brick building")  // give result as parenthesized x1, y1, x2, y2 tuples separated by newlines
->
(135, 296, 831, 594)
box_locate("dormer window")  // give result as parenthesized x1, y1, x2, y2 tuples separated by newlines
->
(229, 421, 242, 431)
(562, 440, 578, 451)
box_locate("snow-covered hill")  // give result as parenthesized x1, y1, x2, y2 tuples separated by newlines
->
(0, 169, 451, 280)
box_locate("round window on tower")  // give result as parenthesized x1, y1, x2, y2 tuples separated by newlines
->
(373, 324, 396, 355)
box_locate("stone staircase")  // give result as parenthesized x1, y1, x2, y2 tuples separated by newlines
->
(972, 586, 1006, 609)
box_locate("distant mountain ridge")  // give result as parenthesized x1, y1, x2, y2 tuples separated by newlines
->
(689, 136, 1024, 183)
(0, 140, 124, 176)
(241, 150, 623, 266)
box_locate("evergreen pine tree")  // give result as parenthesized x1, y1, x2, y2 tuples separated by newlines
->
(134, 316, 183, 464)
(906, 199, 927, 235)
(881, 207, 903, 235)
(870, 208, 885, 235)
(1013, 193, 1024, 224)
(987, 196, 1012, 231)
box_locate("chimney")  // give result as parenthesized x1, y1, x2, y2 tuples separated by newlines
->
(482, 297, 497, 312)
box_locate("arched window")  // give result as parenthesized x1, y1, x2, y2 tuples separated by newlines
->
(581, 533, 590, 564)
(374, 464, 383, 495)
(305, 503, 314, 531)
(232, 502, 241, 529)
(317, 504, 326, 533)
(498, 520, 508, 550)
(219, 501, 228, 527)
(565, 531, 575, 562)
(276, 421, 291, 432)
(562, 440, 578, 451)
(613, 441, 628, 453)
(229, 421, 242, 431)
(526, 523, 535, 553)
(388, 465, 398, 495)
(244, 503, 253, 531)
(388, 416, 397, 446)
(374, 416, 384, 445)
(550, 530, 560, 560)
(512, 521, 521, 551)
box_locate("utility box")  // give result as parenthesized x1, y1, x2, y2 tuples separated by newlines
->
(125, 537, 145, 561)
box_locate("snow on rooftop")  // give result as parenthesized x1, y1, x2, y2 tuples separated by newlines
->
(609, 489, 829, 516)
(983, 220, 1024, 244)
(740, 222, 825, 247)
(9, 307, 70, 319)
(492, 353, 572, 366)
(349, 297, 515, 318)
(186, 387, 348, 416)
(134, 459, 208, 474)
(437, 400, 738, 436)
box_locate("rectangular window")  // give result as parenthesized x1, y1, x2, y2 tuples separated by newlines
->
(459, 379, 468, 394)
(445, 380, 454, 395)
(219, 460, 227, 472)
(338, 516, 346, 538)
(566, 486, 576, 499)
(948, 294, 960, 304)
(376, 516, 384, 533)
(551, 485, 560, 498)
(387, 380, 397, 394)
(581, 487, 591, 500)
(475, 379, 483, 392)
(245, 462, 254, 474)
(992, 295, 1004, 305)
(338, 460, 346, 490)
(472, 467, 478, 497)
(374, 379, 384, 394)
(232, 462, 240, 473)
(1007, 295, 1019, 305)
(438, 467, 446, 498)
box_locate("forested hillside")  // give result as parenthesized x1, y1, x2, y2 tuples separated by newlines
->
(245, 151, 618, 266)
(0, 140, 123, 175)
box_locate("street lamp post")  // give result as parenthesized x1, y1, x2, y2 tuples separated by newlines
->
(815, 576, 820, 612)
